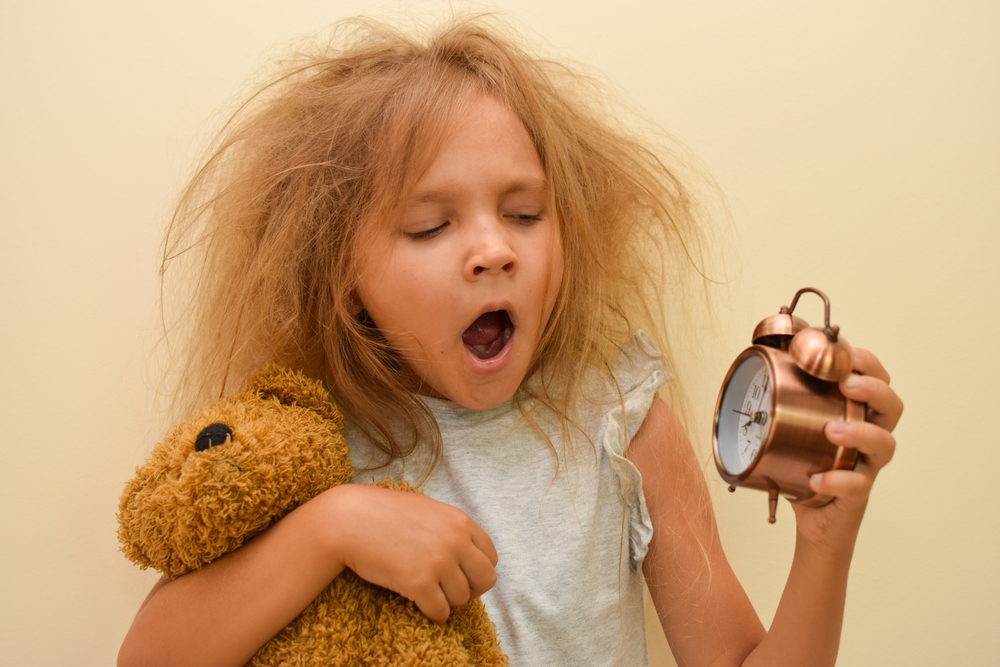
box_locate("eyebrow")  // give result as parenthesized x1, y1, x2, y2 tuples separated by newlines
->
(406, 178, 550, 206)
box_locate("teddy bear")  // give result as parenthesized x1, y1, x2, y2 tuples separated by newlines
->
(118, 364, 508, 667)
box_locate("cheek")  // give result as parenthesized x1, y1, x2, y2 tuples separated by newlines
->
(354, 242, 400, 324)
(356, 246, 440, 335)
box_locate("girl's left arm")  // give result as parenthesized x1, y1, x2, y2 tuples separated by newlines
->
(630, 348, 902, 667)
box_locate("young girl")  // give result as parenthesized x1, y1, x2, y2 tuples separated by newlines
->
(120, 17, 902, 667)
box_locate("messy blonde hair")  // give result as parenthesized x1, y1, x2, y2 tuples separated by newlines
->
(163, 16, 709, 464)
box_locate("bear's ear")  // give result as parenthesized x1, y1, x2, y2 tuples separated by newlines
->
(244, 365, 343, 427)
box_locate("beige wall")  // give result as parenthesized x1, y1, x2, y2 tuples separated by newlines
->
(1, 2, 996, 665)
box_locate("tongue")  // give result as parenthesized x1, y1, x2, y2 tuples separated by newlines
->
(462, 311, 510, 359)
(463, 311, 504, 346)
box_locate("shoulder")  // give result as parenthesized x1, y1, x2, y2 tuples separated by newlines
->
(628, 397, 693, 470)
(576, 330, 672, 445)
(606, 330, 672, 395)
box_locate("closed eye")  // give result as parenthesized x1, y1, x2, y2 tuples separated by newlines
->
(506, 214, 542, 224)
(406, 222, 449, 240)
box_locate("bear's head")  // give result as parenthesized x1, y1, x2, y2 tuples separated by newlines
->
(118, 365, 352, 578)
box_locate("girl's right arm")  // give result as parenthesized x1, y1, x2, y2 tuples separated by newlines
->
(633, 349, 900, 667)
(118, 484, 498, 667)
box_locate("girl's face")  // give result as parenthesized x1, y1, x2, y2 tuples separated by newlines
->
(356, 95, 564, 410)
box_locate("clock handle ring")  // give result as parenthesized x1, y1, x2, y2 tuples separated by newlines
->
(783, 287, 838, 341)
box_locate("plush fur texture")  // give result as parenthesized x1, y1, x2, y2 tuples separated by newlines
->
(118, 364, 507, 666)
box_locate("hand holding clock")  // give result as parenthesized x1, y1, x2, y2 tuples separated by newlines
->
(714, 288, 903, 528)
(793, 347, 902, 549)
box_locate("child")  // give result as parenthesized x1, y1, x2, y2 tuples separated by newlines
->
(120, 16, 902, 667)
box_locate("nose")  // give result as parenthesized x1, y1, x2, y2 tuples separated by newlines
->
(464, 219, 518, 280)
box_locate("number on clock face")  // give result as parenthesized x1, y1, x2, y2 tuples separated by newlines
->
(738, 366, 771, 470)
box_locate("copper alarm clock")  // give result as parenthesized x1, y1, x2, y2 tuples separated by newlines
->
(713, 287, 864, 523)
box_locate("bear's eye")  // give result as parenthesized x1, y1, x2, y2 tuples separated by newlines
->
(195, 423, 232, 452)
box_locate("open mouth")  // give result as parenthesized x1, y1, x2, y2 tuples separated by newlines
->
(462, 310, 514, 360)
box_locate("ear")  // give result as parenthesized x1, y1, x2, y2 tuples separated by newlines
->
(244, 364, 343, 427)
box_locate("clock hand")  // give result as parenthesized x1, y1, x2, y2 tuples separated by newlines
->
(732, 409, 768, 425)
(733, 410, 754, 435)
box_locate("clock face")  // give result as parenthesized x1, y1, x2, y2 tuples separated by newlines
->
(716, 353, 773, 476)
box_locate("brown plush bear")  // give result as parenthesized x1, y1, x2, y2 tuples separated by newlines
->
(118, 364, 507, 667)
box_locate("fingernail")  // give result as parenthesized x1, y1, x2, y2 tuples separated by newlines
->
(844, 374, 862, 390)
(827, 421, 849, 434)
(810, 473, 824, 489)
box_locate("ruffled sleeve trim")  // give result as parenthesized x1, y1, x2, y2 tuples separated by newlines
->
(599, 330, 670, 571)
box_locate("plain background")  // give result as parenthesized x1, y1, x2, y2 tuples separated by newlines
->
(1, 1, 997, 665)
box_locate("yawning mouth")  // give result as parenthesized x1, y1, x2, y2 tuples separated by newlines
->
(462, 310, 514, 359)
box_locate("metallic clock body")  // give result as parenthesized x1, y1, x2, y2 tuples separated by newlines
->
(712, 288, 864, 522)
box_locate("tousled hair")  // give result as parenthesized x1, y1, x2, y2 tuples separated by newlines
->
(162, 16, 710, 467)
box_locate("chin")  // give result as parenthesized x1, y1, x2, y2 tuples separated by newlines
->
(447, 380, 519, 411)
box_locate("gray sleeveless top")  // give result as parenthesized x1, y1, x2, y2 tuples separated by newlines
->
(348, 332, 668, 666)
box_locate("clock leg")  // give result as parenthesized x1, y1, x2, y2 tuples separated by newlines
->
(768, 486, 779, 524)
